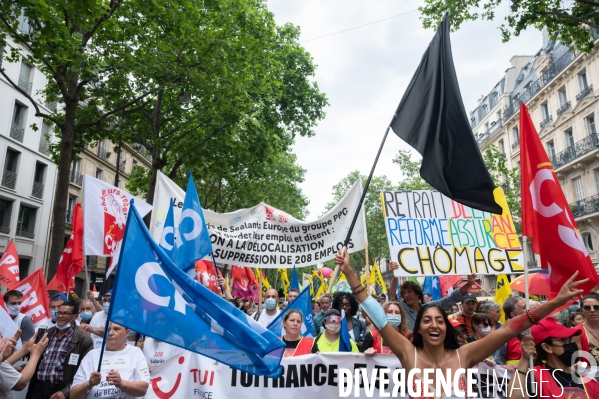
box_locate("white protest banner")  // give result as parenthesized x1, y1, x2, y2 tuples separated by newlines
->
(83, 175, 152, 275)
(146, 352, 505, 399)
(149, 171, 185, 242)
(150, 173, 367, 268)
(381, 188, 523, 277)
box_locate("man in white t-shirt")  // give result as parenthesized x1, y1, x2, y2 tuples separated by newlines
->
(253, 289, 281, 328)
(80, 291, 111, 348)
(71, 323, 150, 399)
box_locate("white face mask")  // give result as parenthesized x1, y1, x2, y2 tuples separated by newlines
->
(325, 323, 341, 334)
(480, 326, 491, 336)
(7, 305, 21, 316)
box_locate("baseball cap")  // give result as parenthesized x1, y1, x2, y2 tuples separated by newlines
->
(531, 317, 581, 345)
(449, 319, 468, 329)
(50, 293, 67, 302)
(462, 293, 478, 303)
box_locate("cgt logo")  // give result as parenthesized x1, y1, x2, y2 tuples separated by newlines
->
(150, 356, 185, 399)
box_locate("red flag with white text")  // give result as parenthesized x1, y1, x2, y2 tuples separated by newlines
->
(56, 203, 84, 290)
(0, 239, 19, 288)
(194, 259, 220, 294)
(520, 103, 599, 297)
(11, 268, 50, 327)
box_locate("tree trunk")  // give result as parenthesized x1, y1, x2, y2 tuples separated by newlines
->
(46, 105, 77, 281)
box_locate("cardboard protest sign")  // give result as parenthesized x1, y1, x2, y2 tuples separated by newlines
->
(381, 188, 523, 277)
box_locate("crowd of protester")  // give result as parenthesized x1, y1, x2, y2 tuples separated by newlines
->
(3, 254, 599, 398)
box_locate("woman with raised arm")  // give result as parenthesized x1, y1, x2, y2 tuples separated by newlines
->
(334, 247, 587, 398)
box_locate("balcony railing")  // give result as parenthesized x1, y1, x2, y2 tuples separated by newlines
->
(477, 120, 503, 146)
(550, 133, 599, 169)
(556, 101, 571, 116)
(1, 170, 17, 189)
(31, 181, 44, 199)
(576, 85, 593, 102)
(69, 170, 82, 186)
(0, 225, 10, 234)
(38, 136, 49, 155)
(502, 50, 579, 123)
(17, 77, 32, 95)
(540, 115, 553, 128)
(16, 225, 34, 239)
(97, 147, 109, 160)
(511, 140, 520, 149)
(570, 194, 599, 218)
(65, 211, 73, 224)
(10, 124, 24, 142)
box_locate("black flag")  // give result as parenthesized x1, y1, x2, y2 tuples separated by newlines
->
(390, 15, 502, 214)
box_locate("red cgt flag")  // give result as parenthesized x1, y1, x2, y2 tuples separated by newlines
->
(520, 103, 599, 297)
(47, 274, 69, 292)
(0, 239, 19, 288)
(56, 203, 84, 291)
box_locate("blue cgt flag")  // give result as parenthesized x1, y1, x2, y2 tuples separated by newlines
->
(109, 201, 284, 377)
(267, 286, 314, 338)
(423, 276, 442, 301)
(158, 201, 176, 259)
(172, 173, 212, 273)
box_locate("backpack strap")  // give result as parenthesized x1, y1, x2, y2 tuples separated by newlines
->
(253, 311, 261, 321)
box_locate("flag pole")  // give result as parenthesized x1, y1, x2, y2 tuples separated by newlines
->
(521, 235, 536, 394)
(365, 243, 371, 295)
(258, 269, 263, 312)
(328, 118, 395, 290)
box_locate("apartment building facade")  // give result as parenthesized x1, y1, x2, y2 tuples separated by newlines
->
(471, 29, 599, 290)
(0, 34, 58, 278)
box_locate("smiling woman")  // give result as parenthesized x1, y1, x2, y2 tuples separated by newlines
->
(334, 247, 589, 399)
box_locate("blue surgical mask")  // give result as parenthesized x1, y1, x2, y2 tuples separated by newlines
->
(264, 298, 276, 311)
(387, 315, 402, 329)
(103, 302, 111, 314)
(80, 311, 93, 321)
(50, 310, 58, 320)
(56, 320, 72, 330)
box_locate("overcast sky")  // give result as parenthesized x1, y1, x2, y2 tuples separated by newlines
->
(266, 0, 541, 220)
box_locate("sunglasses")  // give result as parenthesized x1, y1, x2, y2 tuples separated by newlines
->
(583, 305, 599, 312)
(325, 315, 341, 323)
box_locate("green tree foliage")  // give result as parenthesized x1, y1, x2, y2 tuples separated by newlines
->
(482, 144, 522, 233)
(420, 0, 598, 53)
(393, 149, 433, 191)
(102, 3, 326, 208)
(0, 0, 326, 279)
(0, 0, 166, 279)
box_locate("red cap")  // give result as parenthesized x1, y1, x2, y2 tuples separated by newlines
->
(531, 317, 581, 345)
(449, 319, 467, 329)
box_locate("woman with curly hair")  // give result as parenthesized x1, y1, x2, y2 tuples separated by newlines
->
(361, 300, 407, 355)
(332, 291, 367, 347)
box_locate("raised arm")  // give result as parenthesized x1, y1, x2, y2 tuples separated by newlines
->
(460, 271, 587, 368)
(334, 248, 414, 366)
